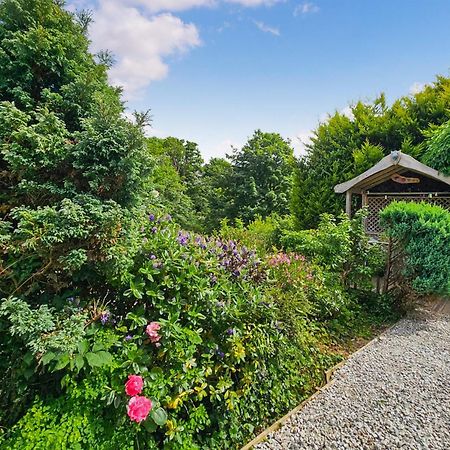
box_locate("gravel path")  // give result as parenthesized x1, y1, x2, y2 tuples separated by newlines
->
(256, 309, 450, 450)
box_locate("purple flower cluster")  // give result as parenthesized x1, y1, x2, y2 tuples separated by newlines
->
(209, 239, 266, 283)
(177, 231, 190, 246)
(100, 311, 111, 325)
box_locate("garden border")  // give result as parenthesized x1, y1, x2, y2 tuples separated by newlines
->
(240, 324, 397, 450)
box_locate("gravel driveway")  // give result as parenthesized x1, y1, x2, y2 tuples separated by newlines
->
(255, 308, 450, 450)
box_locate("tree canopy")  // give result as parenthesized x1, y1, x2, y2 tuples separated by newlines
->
(291, 79, 450, 229)
(0, 0, 151, 300)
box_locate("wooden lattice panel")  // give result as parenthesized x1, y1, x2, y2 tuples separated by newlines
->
(366, 195, 450, 235)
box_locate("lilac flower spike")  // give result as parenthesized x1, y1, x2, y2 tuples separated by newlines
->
(148, 214, 155, 221)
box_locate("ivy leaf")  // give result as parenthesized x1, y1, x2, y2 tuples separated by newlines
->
(150, 407, 167, 426)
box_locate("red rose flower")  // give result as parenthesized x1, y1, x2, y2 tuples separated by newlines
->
(127, 396, 152, 423)
(125, 374, 144, 396)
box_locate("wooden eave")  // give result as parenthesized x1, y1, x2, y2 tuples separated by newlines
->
(334, 152, 450, 194)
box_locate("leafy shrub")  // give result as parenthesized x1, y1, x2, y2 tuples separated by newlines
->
(380, 201, 450, 295)
(280, 210, 385, 290)
(0, 2, 398, 449)
(1, 217, 339, 449)
(423, 119, 450, 175)
(219, 216, 279, 255)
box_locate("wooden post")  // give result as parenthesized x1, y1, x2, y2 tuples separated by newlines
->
(345, 190, 352, 217)
(362, 192, 368, 207)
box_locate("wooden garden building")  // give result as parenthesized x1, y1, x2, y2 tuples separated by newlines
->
(334, 151, 450, 238)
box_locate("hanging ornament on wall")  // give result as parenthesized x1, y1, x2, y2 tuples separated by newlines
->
(391, 174, 420, 184)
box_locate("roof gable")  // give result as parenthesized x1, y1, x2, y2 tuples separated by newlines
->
(334, 151, 450, 193)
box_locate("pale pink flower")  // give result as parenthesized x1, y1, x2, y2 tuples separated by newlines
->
(146, 322, 161, 343)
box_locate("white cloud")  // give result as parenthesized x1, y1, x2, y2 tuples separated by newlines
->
(110, 0, 282, 13)
(254, 20, 280, 36)
(294, 1, 319, 16)
(340, 105, 355, 120)
(88, 1, 201, 97)
(199, 138, 240, 160)
(409, 81, 426, 95)
(228, 0, 283, 5)
(290, 130, 313, 156)
(130, 0, 216, 13)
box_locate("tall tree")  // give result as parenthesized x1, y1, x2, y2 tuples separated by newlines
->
(292, 77, 450, 229)
(0, 0, 150, 302)
(225, 130, 295, 224)
(423, 119, 450, 175)
(201, 157, 233, 231)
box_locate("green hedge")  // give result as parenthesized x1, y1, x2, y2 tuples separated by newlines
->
(380, 201, 450, 296)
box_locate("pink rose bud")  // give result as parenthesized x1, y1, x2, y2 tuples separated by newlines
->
(125, 374, 144, 396)
(127, 396, 152, 423)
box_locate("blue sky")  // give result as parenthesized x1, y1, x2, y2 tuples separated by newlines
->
(73, 0, 450, 159)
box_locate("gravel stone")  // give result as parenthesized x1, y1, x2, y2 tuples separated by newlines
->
(255, 309, 450, 450)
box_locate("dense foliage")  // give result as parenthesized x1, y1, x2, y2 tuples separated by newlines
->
(2, 1, 444, 448)
(146, 131, 295, 232)
(380, 202, 450, 296)
(292, 81, 450, 229)
(423, 119, 450, 175)
(1, 205, 392, 449)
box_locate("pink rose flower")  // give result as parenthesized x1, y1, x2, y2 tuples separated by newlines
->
(125, 374, 144, 396)
(146, 322, 161, 344)
(127, 396, 152, 423)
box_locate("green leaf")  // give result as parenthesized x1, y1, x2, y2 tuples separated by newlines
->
(85, 351, 113, 368)
(149, 367, 163, 380)
(75, 354, 84, 371)
(41, 351, 56, 365)
(85, 352, 102, 367)
(96, 351, 113, 366)
(150, 407, 167, 426)
(106, 390, 115, 406)
(54, 353, 70, 371)
(143, 419, 157, 433)
(77, 340, 89, 355)
(92, 342, 104, 352)
(23, 351, 34, 365)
